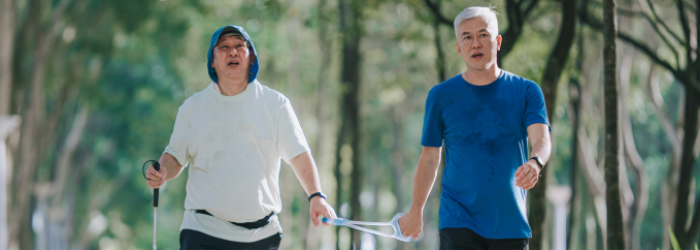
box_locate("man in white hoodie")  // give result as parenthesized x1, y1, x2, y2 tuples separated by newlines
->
(145, 25, 336, 250)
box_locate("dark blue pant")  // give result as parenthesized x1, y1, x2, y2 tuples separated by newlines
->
(179, 229, 281, 250)
(440, 228, 529, 250)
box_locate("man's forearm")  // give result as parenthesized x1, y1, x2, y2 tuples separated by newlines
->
(410, 147, 442, 212)
(290, 152, 323, 195)
(530, 137, 551, 165)
(160, 153, 184, 182)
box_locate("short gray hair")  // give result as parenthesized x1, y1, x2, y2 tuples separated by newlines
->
(453, 6, 499, 40)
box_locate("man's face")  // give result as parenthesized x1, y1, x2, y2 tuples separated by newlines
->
(455, 16, 502, 71)
(212, 35, 255, 82)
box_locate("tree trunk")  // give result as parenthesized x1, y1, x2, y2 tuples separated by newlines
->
(497, 0, 540, 66)
(0, 0, 14, 115)
(567, 79, 581, 250)
(603, 0, 625, 249)
(529, 0, 577, 248)
(567, 21, 588, 249)
(432, 0, 445, 83)
(673, 88, 700, 250)
(333, 122, 346, 250)
(336, 0, 364, 248)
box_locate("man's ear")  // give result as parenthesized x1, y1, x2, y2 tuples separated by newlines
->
(456, 42, 461, 54)
(496, 35, 502, 51)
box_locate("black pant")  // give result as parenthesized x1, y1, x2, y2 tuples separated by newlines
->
(440, 228, 529, 250)
(179, 229, 281, 250)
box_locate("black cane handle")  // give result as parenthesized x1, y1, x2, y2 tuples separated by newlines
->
(142, 160, 161, 208)
(153, 161, 160, 207)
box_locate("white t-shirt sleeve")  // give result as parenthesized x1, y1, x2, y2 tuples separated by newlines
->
(164, 103, 192, 166)
(276, 98, 310, 163)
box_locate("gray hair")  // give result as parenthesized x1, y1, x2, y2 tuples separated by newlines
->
(453, 6, 499, 40)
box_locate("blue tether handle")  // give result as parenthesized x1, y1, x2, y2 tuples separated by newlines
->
(322, 213, 414, 242)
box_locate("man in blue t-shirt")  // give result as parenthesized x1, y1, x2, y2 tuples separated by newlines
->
(398, 6, 551, 250)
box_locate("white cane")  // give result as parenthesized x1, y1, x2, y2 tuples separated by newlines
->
(143, 160, 161, 250)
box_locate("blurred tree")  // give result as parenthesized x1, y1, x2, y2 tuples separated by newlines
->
(528, 0, 577, 248)
(0, 0, 13, 115)
(335, 0, 365, 248)
(566, 78, 582, 249)
(424, 0, 447, 82)
(602, 0, 625, 249)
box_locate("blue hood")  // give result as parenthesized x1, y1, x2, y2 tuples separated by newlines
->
(207, 25, 259, 84)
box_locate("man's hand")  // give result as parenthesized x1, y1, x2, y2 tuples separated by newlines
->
(398, 210, 422, 239)
(515, 160, 540, 190)
(309, 197, 336, 227)
(145, 163, 168, 189)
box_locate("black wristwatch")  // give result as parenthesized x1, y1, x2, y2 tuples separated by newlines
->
(308, 192, 327, 202)
(530, 156, 544, 170)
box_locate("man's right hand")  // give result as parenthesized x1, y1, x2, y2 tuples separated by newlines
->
(398, 210, 423, 239)
(146, 163, 168, 189)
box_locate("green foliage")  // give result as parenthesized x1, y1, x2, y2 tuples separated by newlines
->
(669, 226, 681, 250)
(665, 227, 700, 250)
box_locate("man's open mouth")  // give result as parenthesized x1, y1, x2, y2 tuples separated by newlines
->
(472, 53, 484, 59)
(228, 61, 240, 66)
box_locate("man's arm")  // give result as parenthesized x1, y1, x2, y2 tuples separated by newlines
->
(145, 153, 185, 189)
(515, 123, 552, 190)
(398, 146, 442, 238)
(289, 151, 337, 227)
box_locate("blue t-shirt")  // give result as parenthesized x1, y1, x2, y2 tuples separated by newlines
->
(421, 70, 549, 239)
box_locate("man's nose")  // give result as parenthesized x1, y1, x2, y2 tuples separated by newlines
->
(471, 39, 482, 49)
(228, 48, 238, 57)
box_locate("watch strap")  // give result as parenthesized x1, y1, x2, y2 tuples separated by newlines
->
(530, 156, 544, 169)
(308, 192, 327, 202)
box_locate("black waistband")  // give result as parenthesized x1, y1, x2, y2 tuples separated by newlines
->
(195, 210, 275, 229)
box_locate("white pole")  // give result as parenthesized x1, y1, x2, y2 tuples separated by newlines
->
(153, 207, 157, 250)
(0, 138, 7, 250)
(546, 185, 572, 250)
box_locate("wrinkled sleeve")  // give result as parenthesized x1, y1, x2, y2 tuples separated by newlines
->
(524, 81, 551, 130)
(277, 97, 311, 164)
(421, 89, 444, 147)
(163, 103, 192, 166)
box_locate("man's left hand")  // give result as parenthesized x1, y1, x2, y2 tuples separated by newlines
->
(515, 161, 540, 190)
(309, 197, 337, 227)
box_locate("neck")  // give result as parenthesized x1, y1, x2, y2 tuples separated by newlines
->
(217, 77, 249, 96)
(462, 64, 501, 86)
